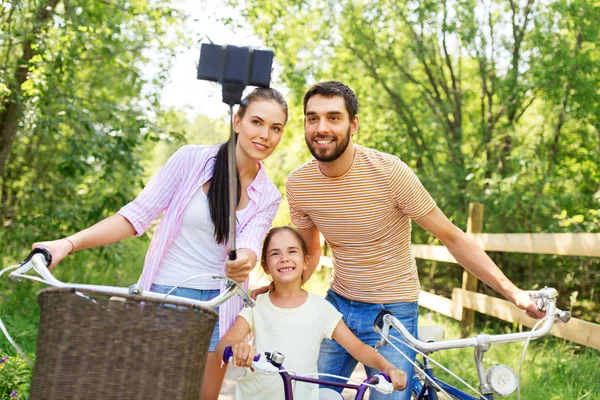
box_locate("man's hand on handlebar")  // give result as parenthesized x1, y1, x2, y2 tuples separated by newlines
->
(512, 289, 547, 319)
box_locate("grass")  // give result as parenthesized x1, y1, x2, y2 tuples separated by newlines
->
(417, 311, 599, 399)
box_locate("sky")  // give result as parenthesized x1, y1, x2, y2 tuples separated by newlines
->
(160, 1, 266, 119)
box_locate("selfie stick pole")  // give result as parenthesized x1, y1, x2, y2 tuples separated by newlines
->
(227, 104, 237, 261)
(197, 43, 274, 264)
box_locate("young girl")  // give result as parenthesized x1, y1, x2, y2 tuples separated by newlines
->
(32, 87, 288, 399)
(215, 226, 407, 399)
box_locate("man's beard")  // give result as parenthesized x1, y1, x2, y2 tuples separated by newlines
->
(306, 127, 351, 163)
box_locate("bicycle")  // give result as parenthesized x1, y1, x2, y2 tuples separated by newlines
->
(222, 345, 398, 399)
(373, 287, 571, 400)
(1, 247, 256, 400)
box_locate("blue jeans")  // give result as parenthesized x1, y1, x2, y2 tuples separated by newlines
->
(149, 284, 221, 351)
(318, 289, 418, 400)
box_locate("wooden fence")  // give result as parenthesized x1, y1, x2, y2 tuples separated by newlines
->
(319, 203, 600, 350)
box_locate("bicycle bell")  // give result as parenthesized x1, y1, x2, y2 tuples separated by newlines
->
(485, 364, 518, 396)
(265, 351, 285, 368)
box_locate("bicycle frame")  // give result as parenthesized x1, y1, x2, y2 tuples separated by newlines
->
(278, 371, 389, 400)
(412, 362, 492, 400)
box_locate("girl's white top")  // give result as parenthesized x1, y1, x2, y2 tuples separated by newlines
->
(235, 292, 343, 400)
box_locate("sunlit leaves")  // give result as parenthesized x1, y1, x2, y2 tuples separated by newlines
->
(1, 0, 187, 262)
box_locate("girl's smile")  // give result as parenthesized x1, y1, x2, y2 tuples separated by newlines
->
(277, 266, 296, 273)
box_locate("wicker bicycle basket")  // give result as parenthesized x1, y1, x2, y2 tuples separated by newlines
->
(29, 287, 218, 400)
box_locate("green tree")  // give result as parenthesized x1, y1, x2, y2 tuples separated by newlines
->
(0, 0, 187, 258)
(231, 0, 599, 305)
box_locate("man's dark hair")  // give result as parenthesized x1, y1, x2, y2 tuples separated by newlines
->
(303, 81, 359, 120)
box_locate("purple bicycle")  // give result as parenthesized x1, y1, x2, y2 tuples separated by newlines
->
(223, 345, 396, 399)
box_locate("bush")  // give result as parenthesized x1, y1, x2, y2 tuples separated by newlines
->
(0, 353, 32, 400)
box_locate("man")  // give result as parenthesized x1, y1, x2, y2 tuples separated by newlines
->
(285, 81, 543, 399)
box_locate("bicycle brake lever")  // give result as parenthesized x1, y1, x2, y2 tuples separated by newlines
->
(555, 309, 571, 324)
(373, 310, 392, 352)
(529, 287, 559, 312)
(530, 287, 558, 299)
(217, 276, 255, 308)
(235, 284, 255, 308)
(251, 358, 279, 373)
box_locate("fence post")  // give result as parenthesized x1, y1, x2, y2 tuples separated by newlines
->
(460, 202, 484, 337)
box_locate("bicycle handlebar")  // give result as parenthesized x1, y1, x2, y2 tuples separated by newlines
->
(221, 345, 395, 395)
(9, 248, 255, 309)
(11, 248, 52, 276)
(373, 288, 570, 353)
(222, 346, 262, 364)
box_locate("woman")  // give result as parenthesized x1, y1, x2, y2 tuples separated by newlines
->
(33, 87, 288, 399)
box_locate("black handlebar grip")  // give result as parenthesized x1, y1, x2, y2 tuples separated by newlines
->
(23, 247, 53, 267)
(374, 309, 393, 330)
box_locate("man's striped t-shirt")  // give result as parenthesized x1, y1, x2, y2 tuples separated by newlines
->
(286, 145, 436, 303)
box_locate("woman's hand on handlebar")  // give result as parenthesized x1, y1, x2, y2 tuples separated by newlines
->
(31, 238, 73, 269)
(230, 342, 257, 368)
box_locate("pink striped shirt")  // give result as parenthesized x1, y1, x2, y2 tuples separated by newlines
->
(118, 144, 281, 338)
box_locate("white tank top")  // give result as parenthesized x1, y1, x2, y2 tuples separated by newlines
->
(154, 188, 248, 289)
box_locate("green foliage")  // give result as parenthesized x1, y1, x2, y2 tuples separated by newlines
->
(0, 0, 188, 261)
(146, 109, 230, 176)
(0, 352, 32, 400)
(230, 0, 600, 315)
(0, 2, 189, 393)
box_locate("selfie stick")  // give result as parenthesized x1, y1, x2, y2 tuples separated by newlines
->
(197, 44, 274, 261)
(227, 105, 237, 260)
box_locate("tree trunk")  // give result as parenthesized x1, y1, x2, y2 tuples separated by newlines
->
(0, 0, 60, 176)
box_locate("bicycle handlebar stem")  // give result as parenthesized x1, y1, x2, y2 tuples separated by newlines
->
(474, 334, 493, 395)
